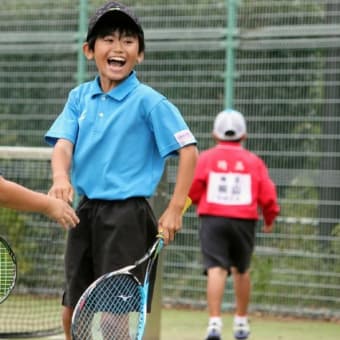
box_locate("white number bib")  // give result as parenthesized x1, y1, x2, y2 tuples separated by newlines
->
(207, 171, 252, 205)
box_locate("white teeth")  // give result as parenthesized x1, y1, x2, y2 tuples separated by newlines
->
(108, 57, 125, 67)
(108, 58, 125, 66)
(109, 57, 124, 62)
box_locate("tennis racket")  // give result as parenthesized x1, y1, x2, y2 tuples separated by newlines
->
(0, 236, 17, 304)
(71, 196, 192, 340)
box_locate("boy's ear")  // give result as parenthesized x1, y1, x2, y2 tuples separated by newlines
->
(83, 42, 94, 60)
(136, 51, 144, 64)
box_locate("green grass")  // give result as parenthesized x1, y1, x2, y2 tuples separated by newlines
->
(0, 295, 61, 333)
(161, 309, 340, 340)
(7, 308, 340, 340)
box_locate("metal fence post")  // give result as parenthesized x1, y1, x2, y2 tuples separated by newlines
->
(145, 171, 168, 339)
(77, 0, 88, 85)
(224, 0, 238, 109)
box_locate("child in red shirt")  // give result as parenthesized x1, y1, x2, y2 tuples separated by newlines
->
(189, 109, 279, 340)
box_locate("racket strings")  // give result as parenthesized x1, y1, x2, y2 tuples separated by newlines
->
(72, 274, 143, 340)
(0, 243, 16, 301)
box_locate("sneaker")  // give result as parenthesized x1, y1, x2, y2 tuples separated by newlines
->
(205, 323, 222, 340)
(233, 321, 250, 340)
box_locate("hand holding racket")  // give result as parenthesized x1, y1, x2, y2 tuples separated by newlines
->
(158, 196, 192, 244)
(71, 197, 192, 340)
(0, 236, 17, 304)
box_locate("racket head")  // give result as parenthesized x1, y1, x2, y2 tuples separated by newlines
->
(72, 273, 145, 340)
(72, 238, 164, 339)
(0, 236, 17, 304)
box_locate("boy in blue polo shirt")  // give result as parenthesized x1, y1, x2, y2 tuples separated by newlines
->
(44, 1, 198, 338)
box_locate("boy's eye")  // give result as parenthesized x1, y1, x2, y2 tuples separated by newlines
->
(124, 39, 133, 44)
(122, 36, 135, 43)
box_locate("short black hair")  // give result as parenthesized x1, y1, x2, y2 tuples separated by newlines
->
(86, 11, 145, 53)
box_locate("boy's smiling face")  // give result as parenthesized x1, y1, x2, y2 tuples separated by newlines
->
(83, 30, 144, 92)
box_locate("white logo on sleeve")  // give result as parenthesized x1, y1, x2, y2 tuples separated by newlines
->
(207, 171, 252, 205)
(174, 129, 196, 146)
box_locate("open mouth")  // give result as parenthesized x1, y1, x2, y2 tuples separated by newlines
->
(108, 57, 126, 67)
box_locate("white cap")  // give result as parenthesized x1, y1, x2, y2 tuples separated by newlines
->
(213, 109, 247, 141)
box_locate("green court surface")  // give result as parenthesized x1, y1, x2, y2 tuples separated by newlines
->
(6, 308, 339, 340)
(161, 309, 340, 340)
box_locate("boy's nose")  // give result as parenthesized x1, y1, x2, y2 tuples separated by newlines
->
(112, 40, 123, 51)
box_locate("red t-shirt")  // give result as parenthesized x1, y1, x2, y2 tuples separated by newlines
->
(189, 141, 279, 226)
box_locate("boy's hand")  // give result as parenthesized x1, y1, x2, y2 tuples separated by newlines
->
(158, 206, 183, 245)
(158, 197, 192, 245)
(262, 224, 274, 233)
(45, 196, 79, 229)
(48, 175, 74, 204)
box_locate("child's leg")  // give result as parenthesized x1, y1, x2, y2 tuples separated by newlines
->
(62, 306, 73, 340)
(231, 268, 251, 339)
(207, 266, 228, 317)
(205, 267, 227, 338)
(231, 268, 251, 316)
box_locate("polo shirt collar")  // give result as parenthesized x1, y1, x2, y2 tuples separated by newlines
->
(90, 71, 140, 101)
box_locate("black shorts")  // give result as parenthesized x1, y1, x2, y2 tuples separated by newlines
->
(62, 196, 158, 309)
(199, 215, 256, 275)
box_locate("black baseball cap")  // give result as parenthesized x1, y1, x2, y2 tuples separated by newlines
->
(86, 1, 144, 50)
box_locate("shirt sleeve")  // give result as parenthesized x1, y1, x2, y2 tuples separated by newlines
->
(44, 87, 80, 146)
(148, 99, 196, 158)
(258, 160, 280, 226)
(189, 152, 207, 204)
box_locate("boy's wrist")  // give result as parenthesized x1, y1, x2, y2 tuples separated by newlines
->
(53, 173, 69, 181)
(168, 197, 187, 212)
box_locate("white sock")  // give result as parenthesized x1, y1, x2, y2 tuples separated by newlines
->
(234, 315, 248, 325)
(209, 316, 222, 328)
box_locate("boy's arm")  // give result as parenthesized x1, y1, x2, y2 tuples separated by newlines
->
(158, 144, 198, 244)
(262, 223, 274, 233)
(48, 138, 74, 204)
(258, 161, 280, 231)
(0, 176, 79, 229)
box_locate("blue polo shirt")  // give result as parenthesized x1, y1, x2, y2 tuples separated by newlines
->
(45, 71, 196, 200)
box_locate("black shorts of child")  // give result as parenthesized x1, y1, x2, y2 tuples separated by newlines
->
(62, 196, 158, 311)
(199, 215, 256, 275)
